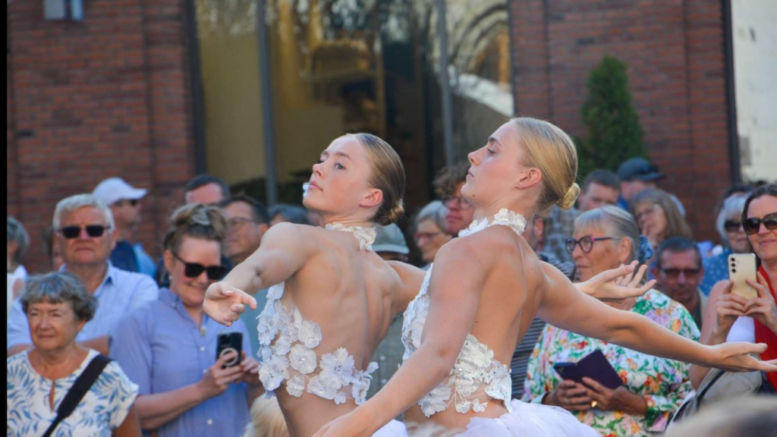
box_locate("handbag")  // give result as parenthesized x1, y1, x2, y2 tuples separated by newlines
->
(41, 355, 113, 437)
(669, 367, 773, 427)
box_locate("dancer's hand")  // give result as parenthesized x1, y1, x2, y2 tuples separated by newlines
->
(204, 281, 257, 326)
(744, 272, 777, 333)
(313, 409, 376, 437)
(546, 380, 593, 412)
(576, 261, 656, 301)
(581, 377, 647, 415)
(706, 342, 777, 372)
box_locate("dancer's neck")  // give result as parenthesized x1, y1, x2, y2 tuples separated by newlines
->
(319, 213, 374, 229)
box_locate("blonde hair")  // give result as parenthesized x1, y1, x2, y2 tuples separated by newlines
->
(351, 133, 406, 225)
(163, 203, 228, 253)
(511, 118, 580, 213)
(243, 396, 289, 437)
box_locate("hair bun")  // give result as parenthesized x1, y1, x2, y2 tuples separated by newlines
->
(381, 200, 405, 225)
(557, 183, 580, 210)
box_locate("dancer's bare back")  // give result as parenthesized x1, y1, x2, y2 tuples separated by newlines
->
(205, 223, 417, 437)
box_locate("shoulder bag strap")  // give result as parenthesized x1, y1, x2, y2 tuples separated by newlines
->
(41, 354, 113, 437)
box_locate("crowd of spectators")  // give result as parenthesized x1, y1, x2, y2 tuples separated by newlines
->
(6, 151, 776, 436)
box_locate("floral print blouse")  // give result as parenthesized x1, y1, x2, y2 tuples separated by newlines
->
(522, 290, 700, 437)
(7, 349, 138, 437)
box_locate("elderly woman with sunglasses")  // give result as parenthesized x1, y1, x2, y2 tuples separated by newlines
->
(522, 206, 699, 437)
(691, 184, 777, 391)
(699, 194, 752, 296)
(110, 204, 263, 437)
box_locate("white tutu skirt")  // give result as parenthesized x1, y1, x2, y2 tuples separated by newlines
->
(456, 400, 599, 437)
(374, 419, 408, 437)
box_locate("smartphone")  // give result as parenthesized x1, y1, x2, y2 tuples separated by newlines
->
(728, 253, 758, 299)
(553, 350, 623, 390)
(216, 332, 243, 368)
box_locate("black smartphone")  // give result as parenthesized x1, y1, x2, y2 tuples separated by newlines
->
(216, 332, 243, 368)
(552, 349, 623, 390)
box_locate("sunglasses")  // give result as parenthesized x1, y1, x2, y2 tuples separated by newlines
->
(115, 199, 139, 207)
(59, 225, 109, 239)
(742, 212, 777, 235)
(660, 268, 701, 280)
(723, 220, 743, 232)
(414, 231, 443, 241)
(172, 252, 227, 280)
(442, 194, 474, 210)
(565, 236, 616, 254)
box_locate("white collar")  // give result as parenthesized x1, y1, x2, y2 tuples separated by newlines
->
(458, 208, 527, 237)
(324, 223, 376, 251)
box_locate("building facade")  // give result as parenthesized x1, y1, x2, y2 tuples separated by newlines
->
(7, 0, 758, 273)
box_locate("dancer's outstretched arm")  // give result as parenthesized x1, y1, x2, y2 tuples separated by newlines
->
(314, 236, 492, 437)
(538, 263, 777, 372)
(204, 223, 318, 326)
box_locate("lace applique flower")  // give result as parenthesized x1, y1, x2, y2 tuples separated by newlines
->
(289, 344, 317, 375)
(324, 223, 377, 251)
(286, 374, 306, 397)
(295, 316, 322, 349)
(321, 348, 356, 382)
(472, 399, 487, 413)
(259, 355, 290, 391)
(419, 384, 452, 416)
(308, 369, 343, 400)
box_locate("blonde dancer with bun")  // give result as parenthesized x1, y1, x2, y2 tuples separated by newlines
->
(313, 118, 777, 437)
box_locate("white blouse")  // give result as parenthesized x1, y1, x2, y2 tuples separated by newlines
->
(7, 349, 138, 437)
(726, 316, 756, 343)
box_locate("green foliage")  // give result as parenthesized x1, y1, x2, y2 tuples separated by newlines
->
(577, 56, 648, 179)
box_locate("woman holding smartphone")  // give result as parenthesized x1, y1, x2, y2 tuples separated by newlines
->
(691, 184, 777, 390)
(313, 118, 776, 437)
(111, 204, 262, 437)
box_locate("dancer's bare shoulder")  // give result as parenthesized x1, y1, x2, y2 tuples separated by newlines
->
(387, 261, 427, 312)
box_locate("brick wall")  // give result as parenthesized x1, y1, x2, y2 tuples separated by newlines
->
(509, 0, 733, 242)
(6, 0, 197, 273)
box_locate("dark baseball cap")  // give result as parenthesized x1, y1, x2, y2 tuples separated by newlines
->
(617, 157, 664, 182)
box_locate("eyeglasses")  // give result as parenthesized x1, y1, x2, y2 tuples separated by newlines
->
(565, 236, 616, 254)
(171, 252, 228, 280)
(742, 213, 777, 235)
(634, 204, 658, 222)
(660, 268, 702, 280)
(414, 231, 443, 241)
(442, 194, 473, 210)
(59, 225, 109, 239)
(724, 220, 743, 232)
(114, 199, 139, 207)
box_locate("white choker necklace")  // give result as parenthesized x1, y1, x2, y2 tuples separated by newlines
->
(458, 208, 527, 237)
(324, 223, 376, 251)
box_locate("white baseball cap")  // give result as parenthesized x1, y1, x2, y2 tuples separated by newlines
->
(92, 177, 148, 206)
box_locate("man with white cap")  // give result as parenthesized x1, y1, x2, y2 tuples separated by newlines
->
(92, 177, 156, 276)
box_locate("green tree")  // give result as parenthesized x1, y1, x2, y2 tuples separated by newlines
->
(577, 56, 647, 178)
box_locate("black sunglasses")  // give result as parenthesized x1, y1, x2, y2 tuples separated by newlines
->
(723, 220, 742, 232)
(115, 199, 139, 207)
(742, 213, 777, 235)
(171, 252, 227, 280)
(59, 225, 109, 239)
(565, 236, 616, 254)
(660, 268, 702, 280)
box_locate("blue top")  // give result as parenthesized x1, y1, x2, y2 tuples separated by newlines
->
(700, 248, 733, 296)
(110, 287, 253, 437)
(6, 262, 159, 349)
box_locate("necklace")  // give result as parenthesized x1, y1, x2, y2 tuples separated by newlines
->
(458, 208, 527, 237)
(324, 223, 376, 251)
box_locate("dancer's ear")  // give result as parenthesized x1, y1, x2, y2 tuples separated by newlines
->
(515, 167, 543, 190)
(360, 188, 383, 209)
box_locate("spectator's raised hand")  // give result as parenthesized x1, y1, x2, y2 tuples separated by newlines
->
(238, 351, 262, 387)
(204, 281, 257, 326)
(197, 351, 244, 400)
(744, 272, 777, 333)
(714, 280, 749, 336)
(581, 377, 646, 415)
(547, 380, 593, 412)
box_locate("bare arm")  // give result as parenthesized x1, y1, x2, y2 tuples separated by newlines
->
(134, 384, 205, 430)
(386, 260, 427, 314)
(315, 238, 490, 436)
(113, 405, 141, 437)
(204, 223, 319, 325)
(538, 264, 775, 372)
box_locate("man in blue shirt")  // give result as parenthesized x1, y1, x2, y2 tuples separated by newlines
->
(93, 177, 157, 277)
(7, 194, 159, 356)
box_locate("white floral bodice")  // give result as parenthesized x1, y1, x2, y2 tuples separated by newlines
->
(256, 223, 378, 405)
(401, 209, 526, 417)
